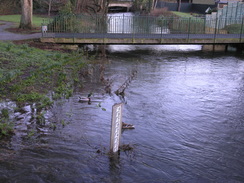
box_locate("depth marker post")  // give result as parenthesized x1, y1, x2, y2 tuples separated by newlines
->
(110, 103, 123, 154)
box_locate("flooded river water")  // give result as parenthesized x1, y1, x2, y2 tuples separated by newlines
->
(1, 44, 244, 183)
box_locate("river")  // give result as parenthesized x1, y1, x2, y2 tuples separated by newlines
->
(1, 13, 244, 183)
(1, 44, 244, 183)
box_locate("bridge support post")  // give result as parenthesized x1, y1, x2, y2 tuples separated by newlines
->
(240, 17, 244, 43)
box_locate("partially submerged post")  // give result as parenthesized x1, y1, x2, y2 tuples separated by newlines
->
(110, 103, 123, 155)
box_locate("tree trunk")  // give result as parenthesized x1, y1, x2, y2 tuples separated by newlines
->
(154, 0, 158, 9)
(152, 0, 158, 10)
(102, 0, 109, 15)
(19, 0, 33, 29)
(48, 0, 52, 16)
(177, 0, 181, 12)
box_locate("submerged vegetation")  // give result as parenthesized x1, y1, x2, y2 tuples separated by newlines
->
(0, 41, 88, 138)
(0, 108, 14, 138)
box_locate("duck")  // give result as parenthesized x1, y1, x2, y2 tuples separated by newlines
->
(122, 122, 135, 129)
(78, 97, 90, 101)
(78, 96, 91, 104)
(78, 92, 93, 103)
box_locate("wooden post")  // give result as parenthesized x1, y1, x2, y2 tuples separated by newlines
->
(110, 103, 123, 154)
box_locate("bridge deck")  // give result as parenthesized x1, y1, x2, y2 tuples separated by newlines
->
(40, 33, 244, 45)
(108, 2, 133, 7)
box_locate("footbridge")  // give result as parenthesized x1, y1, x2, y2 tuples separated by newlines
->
(40, 15, 244, 46)
(108, 1, 133, 12)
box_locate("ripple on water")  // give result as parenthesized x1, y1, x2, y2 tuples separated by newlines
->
(1, 48, 244, 182)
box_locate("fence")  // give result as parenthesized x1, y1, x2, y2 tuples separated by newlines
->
(206, 2, 244, 29)
(218, 2, 244, 20)
(42, 14, 244, 37)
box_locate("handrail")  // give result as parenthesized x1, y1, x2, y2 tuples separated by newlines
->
(41, 15, 244, 43)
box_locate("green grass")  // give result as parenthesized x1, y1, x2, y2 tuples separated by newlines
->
(224, 24, 243, 34)
(0, 41, 86, 104)
(171, 11, 194, 18)
(0, 14, 48, 27)
(0, 41, 89, 137)
(171, 11, 201, 18)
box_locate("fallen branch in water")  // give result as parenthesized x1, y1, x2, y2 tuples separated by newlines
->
(114, 70, 137, 97)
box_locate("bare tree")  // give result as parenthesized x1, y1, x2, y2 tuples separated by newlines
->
(19, 0, 33, 29)
(34, 0, 64, 16)
(74, 0, 107, 14)
(177, 0, 181, 12)
(47, 0, 52, 16)
(151, 0, 158, 10)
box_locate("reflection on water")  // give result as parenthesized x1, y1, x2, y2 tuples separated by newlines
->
(108, 44, 202, 52)
(1, 45, 244, 183)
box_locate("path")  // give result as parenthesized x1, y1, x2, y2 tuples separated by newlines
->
(0, 21, 41, 41)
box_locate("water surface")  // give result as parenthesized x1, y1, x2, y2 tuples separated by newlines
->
(1, 45, 244, 183)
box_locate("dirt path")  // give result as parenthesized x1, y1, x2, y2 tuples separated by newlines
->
(0, 21, 41, 41)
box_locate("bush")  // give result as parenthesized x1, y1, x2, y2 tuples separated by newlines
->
(224, 24, 243, 34)
(150, 8, 172, 17)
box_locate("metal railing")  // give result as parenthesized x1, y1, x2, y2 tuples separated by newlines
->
(42, 14, 244, 42)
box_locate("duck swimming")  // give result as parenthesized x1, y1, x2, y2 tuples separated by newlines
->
(79, 92, 93, 104)
(122, 122, 135, 129)
(78, 97, 90, 102)
(78, 96, 91, 104)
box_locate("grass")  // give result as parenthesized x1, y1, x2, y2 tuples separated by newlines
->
(0, 14, 49, 27)
(0, 41, 88, 137)
(224, 24, 244, 34)
(0, 41, 86, 104)
(171, 11, 243, 34)
(171, 11, 194, 18)
(171, 11, 201, 18)
(162, 11, 204, 34)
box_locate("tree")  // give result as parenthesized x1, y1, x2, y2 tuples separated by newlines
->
(34, 0, 67, 16)
(19, 0, 33, 29)
(177, 0, 181, 12)
(74, 0, 104, 14)
(151, 0, 158, 10)
(47, 0, 52, 16)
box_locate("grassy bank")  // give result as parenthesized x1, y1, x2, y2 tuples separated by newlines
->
(0, 14, 48, 27)
(0, 41, 87, 138)
(171, 11, 195, 18)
